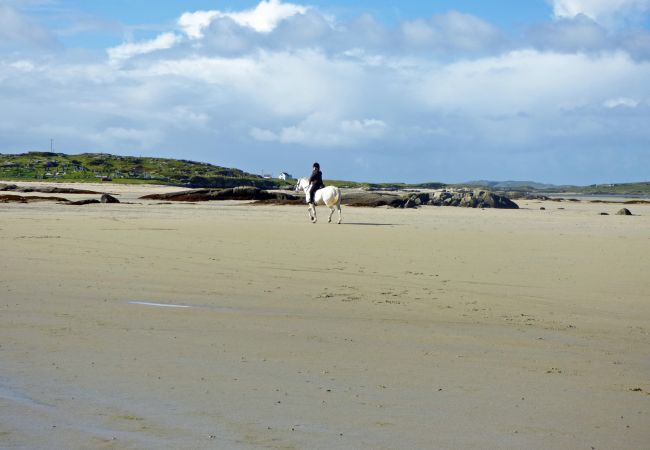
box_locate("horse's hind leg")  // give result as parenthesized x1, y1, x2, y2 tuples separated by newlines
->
(328, 206, 334, 223)
(337, 204, 342, 224)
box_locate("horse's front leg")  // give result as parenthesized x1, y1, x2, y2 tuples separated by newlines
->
(308, 203, 317, 223)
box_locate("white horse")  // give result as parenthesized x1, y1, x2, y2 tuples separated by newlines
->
(295, 178, 342, 224)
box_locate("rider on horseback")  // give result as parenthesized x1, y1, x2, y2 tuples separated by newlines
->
(308, 162, 324, 204)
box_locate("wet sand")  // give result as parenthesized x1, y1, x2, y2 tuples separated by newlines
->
(1, 182, 649, 449)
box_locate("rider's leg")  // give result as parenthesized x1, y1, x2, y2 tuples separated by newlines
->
(308, 185, 317, 204)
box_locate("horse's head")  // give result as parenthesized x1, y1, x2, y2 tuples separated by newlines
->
(295, 177, 308, 192)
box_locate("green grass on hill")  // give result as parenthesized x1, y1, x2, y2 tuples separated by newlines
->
(573, 182, 650, 195)
(0, 152, 281, 189)
(0, 151, 447, 190)
(5, 151, 643, 194)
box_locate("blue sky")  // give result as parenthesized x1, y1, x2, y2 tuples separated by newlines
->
(1, 0, 649, 184)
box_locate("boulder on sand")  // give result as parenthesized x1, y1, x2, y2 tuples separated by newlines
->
(101, 193, 120, 203)
(616, 208, 632, 216)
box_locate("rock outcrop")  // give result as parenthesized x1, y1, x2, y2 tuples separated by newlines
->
(140, 186, 518, 209)
(101, 193, 120, 203)
(616, 208, 632, 215)
(340, 190, 406, 208)
(410, 189, 519, 209)
(141, 186, 299, 202)
(0, 194, 69, 203)
(68, 199, 101, 205)
(0, 184, 100, 194)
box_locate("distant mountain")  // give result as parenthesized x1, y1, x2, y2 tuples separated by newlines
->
(460, 180, 650, 195)
(462, 180, 560, 190)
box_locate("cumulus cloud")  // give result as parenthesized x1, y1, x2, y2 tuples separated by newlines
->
(162, 6, 506, 59)
(107, 32, 181, 63)
(178, 0, 307, 38)
(529, 14, 608, 52)
(603, 97, 640, 108)
(400, 11, 505, 55)
(0, 2, 60, 49)
(551, 0, 650, 27)
(251, 115, 388, 147)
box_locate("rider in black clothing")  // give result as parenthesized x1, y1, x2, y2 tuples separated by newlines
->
(308, 162, 324, 204)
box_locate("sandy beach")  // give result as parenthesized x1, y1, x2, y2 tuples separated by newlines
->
(1, 182, 649, 449)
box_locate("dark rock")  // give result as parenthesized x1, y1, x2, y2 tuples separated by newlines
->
(0, 184, 100, 194)
(68, 199, 101, 205)
(0, 194, 69, 203)
(101, 193, 120, 203)
(427, 189, 518, 209)
(600, 212, 609, 215)
(415, 193, 429, 204)
(141, 187, 299, 203)
(339, 190, 406, 208)
(403, 197, 418, 208)
(616, 208, 632, 216)
(187, 176, 277, 189)
(540, 207, 546, 210)
(28, 186, 101, 194)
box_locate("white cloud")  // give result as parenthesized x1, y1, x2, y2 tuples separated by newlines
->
(603, 97, 640, 107)
(551, 0, 650, 25)
(178, 10, 220, 39)
(399, 11, 504, 55)
(9, 59, 36, 71)
(0, 2, 60, 49)
(415, 50, 649, 117)
(178, 0, 307, 38)
(107, 32, 181, 63)
(529, 14, 608, 52)
(251, 114, 388, 147)
(250, 127, 278, 142)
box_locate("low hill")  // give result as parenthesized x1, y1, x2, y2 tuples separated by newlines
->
(574, 182, 650, 195)
(0, 152, 447, 190)
(462, 180, 562, 190)
(459, 180, 650, 195)
(3, 152, 645, 194)
(0, 152, 280, 189)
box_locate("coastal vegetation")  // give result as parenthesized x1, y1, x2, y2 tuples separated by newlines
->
(0, 152, 279, 188)
(0, 152, 445, 190)
(1, 152, 648, 194)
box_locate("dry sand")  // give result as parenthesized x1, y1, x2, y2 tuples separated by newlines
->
(1, 182, 649, 449)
